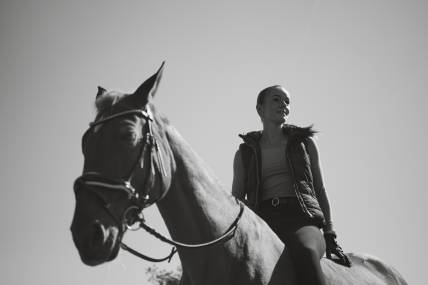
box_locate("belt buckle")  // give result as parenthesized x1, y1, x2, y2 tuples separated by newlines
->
(271, 197, 280, 207)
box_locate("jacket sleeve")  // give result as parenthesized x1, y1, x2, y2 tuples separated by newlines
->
(306, 137, 334, 233)
(232, 149, 247, 203)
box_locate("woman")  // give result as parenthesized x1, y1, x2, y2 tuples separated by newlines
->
(232, 85, 351, 285)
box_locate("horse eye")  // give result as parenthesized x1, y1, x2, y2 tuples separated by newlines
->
(120, 132, 137, 142)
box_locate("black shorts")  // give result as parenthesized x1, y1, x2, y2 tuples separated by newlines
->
(257, 197, 321, 236)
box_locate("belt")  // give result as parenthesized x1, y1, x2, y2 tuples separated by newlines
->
(260, 197, 297, 207)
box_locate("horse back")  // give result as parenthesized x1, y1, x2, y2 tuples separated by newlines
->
(321, 253, 408, 285)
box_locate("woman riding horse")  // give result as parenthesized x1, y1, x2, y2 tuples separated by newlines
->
(71, 63, 407, 285)
(232, 85, 351, 285)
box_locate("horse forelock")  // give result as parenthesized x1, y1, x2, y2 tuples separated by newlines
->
(93, 93, 171, 150)
(95, 91, 127, 116)
(94, 92, 170, 123)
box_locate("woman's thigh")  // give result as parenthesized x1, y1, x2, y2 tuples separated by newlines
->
(284, 225, 326, 259)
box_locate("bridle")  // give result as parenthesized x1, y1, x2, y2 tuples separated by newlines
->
(74, 107, 164, 228)
(74, 106, 244, 263)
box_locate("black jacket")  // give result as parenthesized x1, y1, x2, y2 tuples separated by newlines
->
(237, 124, 326, 228)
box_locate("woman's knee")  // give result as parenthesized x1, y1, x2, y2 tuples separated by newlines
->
(298, 244, 323, 260)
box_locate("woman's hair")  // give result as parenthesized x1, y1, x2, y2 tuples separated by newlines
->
(256, 85, 284, 106)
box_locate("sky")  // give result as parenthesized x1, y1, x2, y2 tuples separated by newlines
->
(1, 0, 427, 284)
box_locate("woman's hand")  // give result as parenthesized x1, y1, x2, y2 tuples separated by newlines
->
(324, 231, 352, 267)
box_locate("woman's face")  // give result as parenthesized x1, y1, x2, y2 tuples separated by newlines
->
(257, 87, 290, 124)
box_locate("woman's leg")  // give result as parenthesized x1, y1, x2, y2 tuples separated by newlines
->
(257, 199, 326, 285)
(284, 225, 327, 285)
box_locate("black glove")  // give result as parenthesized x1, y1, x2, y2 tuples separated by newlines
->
(324, 231, 352, 267)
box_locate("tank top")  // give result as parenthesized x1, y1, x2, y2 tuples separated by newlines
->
(261, 145, 295, 200)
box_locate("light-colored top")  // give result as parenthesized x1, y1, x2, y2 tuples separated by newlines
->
(261, 145, 296, 200)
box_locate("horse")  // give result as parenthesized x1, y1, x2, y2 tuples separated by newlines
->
(70, 62, 408, 285)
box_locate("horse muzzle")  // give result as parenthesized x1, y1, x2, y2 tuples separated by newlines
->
(71, 220, 121, 266)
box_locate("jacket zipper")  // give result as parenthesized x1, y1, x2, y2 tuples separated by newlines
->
(286, 145, 313, 218)
(249, 144, 260, 208)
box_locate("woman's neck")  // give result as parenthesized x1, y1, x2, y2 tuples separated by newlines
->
(261, 122, 286, 145)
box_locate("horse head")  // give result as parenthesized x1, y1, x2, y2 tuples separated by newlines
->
(70, 62, 173, 266)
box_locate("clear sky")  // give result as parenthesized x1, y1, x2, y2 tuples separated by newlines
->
(1, 0, 427, 284)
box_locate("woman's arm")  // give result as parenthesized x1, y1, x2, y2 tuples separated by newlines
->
(307, 137, 352, 266)
(306, 137, 334, 233)
(232, 149, 247, 202)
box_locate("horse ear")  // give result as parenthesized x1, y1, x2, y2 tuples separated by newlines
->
(132, 61, 165, 106)
(96, 86, 107, 98)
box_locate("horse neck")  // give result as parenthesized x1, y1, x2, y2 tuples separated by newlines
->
(154, 126, 289, 284)
(157, 125, 236, 245)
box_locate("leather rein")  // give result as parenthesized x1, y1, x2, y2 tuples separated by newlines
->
(74, 107, 244, 263)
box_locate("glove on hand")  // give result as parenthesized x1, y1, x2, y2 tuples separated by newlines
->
(324, 231, 352, 267)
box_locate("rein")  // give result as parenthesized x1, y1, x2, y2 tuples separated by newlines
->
(75, 107, 245, 263)
(121, 200, 244, 262)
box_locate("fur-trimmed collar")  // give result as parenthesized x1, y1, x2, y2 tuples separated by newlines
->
(239, 124, 316, 146)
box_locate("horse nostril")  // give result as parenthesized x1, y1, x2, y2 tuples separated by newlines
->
(92, 221, 106, 247)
